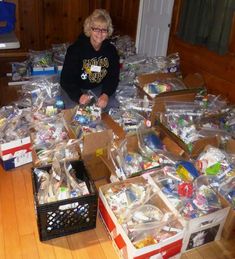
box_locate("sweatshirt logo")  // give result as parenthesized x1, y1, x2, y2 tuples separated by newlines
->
(81, 57, 109, 83)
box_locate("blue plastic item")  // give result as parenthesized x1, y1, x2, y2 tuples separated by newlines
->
(176, 160, 200, 180)
(143, 132, 163, 151)
(0, 1, 16, 34)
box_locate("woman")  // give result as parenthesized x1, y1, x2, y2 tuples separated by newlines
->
(60, 9, 120, 111)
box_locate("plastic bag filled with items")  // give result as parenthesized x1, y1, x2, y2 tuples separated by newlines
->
(29, 49, 55, 75)
(52, 42, 70, 73)
(103, 177, 183, 249)
(194, 145, 235, 206)
(108, 129, 166, 180)
(149, 163, 222, 219)
(17, 75, 63, 115)
(34, 139, 81, 167)
(143, 77, 187, 99)
(52, 42, 70, 64)
(104, 178, 154, 224)
(35, 159, 90, 205)
(111, 35, 137, 59)
(0, 106, 32, 144)
(194, 93, 228, 116)
(195, 145, 233, 180)
(127, 199, 182, 249)
(70, 92, 106, 138)
(108, 108, 145, 133)
(160, 101, 203, 145)
(11, 60, 31, 81)
(31, 114, 69, 150)
(218, 174, 235, 209)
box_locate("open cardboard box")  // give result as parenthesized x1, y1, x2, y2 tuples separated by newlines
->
(149, 91, 220, 159)
(100, 127, 186, 182)
(219, 192, 235, 240)
(220, 139, 235, 240)
(62, 108, 115, 181)
(98, 176, 184, 259)
(137, 72, 205, 100)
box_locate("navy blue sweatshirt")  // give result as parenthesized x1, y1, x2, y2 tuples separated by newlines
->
(60, 33, 120, 102)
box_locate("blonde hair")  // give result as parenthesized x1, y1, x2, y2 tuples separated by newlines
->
(84, 9, 113, 37)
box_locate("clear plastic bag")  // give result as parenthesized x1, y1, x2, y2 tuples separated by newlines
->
(143, 78, 186, 98)
(18, 75, 61, 112)
(0, 106, 32, 143)
(32, 115, 69, 150)
(29, 49, 54, 68)
(104, 180, 154, 224)
(218, 175, 235, 209)
(195, 145, 232, 178)
(35, 139, 81, 166)
(11, 61, 30, 81)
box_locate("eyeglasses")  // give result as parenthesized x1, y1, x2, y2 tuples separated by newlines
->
(91, 27, 108, 34)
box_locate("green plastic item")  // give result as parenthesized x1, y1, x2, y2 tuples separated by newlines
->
(205, 162, 221, 175)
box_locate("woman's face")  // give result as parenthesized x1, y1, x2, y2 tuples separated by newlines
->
(90, 21, 108, 50)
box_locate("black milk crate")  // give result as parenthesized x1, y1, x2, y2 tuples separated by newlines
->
(31, 160, 98, 241)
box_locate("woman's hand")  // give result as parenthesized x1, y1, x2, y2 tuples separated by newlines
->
(79, 94, 91, 105)
(97, 93, 109, 109)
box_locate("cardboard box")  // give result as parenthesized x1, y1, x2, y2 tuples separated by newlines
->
(63, 108, 114, 181)
(225, 138, 235, 154)
(218, 194, 235, 240)
(99, 176, 184, 259)
(82, 130, 113, 181)
(100, 127, 188, 182)
(156, 123, 220, 159)
(137, 72, 204, 100)
(0, 136, 32, 170)
(147, 173, 230, 253)
(221, 139, 235, 239)
(149, 91, 220, 159)
(181, 206, 229, 252)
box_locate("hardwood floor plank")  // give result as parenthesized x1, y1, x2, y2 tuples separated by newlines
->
(0, 169, 22, 259)
(210, 241, 232, 259)
(67, 229, 107, 259)
(216, 238, 235, 258)
(0, 186, 5, 259)
(22, 165, 57, 259)
(181, 248, 202, 259)
(67, 233, 91, 259)
(51, 237, 73, 259)
(196, 243, 221, 259)
(33, 239, 57, 259)
(95, 216, 119, 259)
(21, 165, 39, 232)
(180, 253, 188, 259)
(12, 167, 34, 236)
(20, 233, 40, 259)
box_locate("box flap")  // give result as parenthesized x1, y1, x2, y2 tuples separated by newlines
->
(183, 73, 205, 89)
(83, 129, 113, 156)
(150, 91, 197, 124)
(137, 72, 176, 88)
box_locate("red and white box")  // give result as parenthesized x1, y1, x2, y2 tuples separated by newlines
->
(147, 173, 230, 253)
(98, 177, 184, 259)
(0, 136, 32, 170)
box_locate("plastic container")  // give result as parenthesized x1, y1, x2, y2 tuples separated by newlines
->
(31, 160, 98, 241)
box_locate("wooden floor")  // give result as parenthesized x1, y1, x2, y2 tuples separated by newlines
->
(0, 163, 235, 259)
